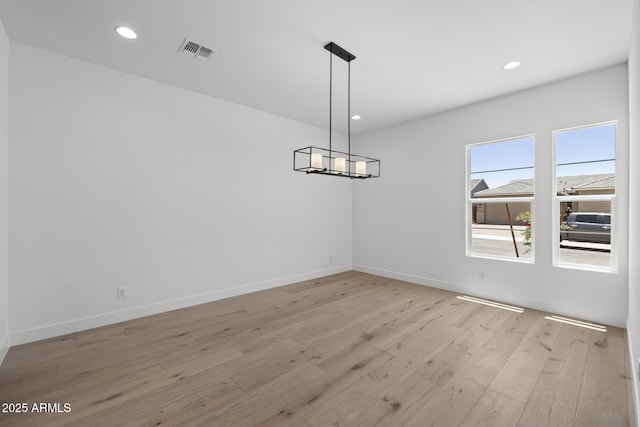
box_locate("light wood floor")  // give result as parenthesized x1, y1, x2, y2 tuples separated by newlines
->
(0, 271, 635, 426)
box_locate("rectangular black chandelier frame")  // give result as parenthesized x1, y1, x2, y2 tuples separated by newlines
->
(293, 146, 380, 178)
(293, 42, 380, 179)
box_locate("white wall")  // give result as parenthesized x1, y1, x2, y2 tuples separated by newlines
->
(0, 19, 9, 363)
(627, 0, 640, 423)
(8, 43, 352, 345)
(353, 64, 629, 327)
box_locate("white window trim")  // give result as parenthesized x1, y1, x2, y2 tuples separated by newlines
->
(551, 121, 618, 273)
(466, 135, 535, 264)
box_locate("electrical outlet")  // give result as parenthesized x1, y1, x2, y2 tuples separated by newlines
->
(117, 287, 127, 299)
(479, 272, 485, 280)
(329, 255, 333, 263)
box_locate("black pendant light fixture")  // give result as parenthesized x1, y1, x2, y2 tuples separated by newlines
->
(293, 42, 380, 179)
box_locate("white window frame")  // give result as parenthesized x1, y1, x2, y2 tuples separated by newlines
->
(466, 135, 535, 263)
(552, 121, 617, 273)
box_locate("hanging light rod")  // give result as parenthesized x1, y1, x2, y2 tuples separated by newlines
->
(293, 41, 380, 179)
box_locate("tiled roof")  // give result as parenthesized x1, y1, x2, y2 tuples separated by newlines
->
(472, 173, 614, 197)
(473, 180, 534, 197)
(567, 174, 615, 190)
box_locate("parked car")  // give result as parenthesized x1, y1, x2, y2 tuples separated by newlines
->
(561, 212, 611, 244)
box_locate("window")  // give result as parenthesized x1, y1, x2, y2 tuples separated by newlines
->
(553, 122, 616, 272)
(467, 135, 535, 261)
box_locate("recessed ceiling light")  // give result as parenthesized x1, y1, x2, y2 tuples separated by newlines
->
(115, 26, 137, 40)
(503, 61, 521, 70)
(351, 115, 361, 120)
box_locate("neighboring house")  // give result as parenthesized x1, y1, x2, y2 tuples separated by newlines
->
(470, 178, 489, 196)
(472, 174, 614, 225)
(557, 174, 615, 216)
(469, 179, 489, 224)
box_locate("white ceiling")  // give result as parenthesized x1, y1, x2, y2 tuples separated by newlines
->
(0, 0, 634, 135)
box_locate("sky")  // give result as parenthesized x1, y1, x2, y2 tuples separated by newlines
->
(469, 135, 534, 188)
(469, 123, 615, 189)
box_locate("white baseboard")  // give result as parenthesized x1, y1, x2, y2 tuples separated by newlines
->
(0, 334, 9, 367)
(627, 319, 640, 427)
(10, 265, 352, 346)
(353, 264, 627, 328)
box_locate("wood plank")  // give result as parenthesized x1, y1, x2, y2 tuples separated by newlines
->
(0, 356, 164, 406)
(187, 351, 392, 426)
(381, 318, 466, 363)
(65, 374, 244, 427)
(489, 313, 561, 403)
(624, 328, 637, 427)
(481, 308, 540, 359)
(573, 327, 631, 426)
(348, 317, 509, 427)
(402, 348, 508, 427)
(517, 323, 589, 426)
(159, 362, 326, 427)
(232, 281, 418, 353)
(0, 346, 242, 427)
(372, 293, 462, 353)
(398, 306, 510, 387)
(0, 272, 633, 427)
(347, 363, 438, 427)
(460, 389, 525, 427)
(230, 339, 309, 391)
(188, 273, 385, 346)
(304, 355, 434, 427)
(279, 270, 367, 293)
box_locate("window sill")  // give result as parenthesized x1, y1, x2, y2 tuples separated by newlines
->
(467, 252, 534, 264)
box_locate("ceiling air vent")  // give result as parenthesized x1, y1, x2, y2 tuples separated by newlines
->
(179, 39, 215, 61)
